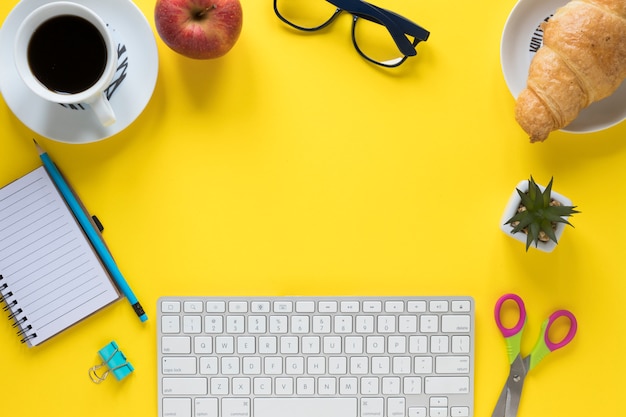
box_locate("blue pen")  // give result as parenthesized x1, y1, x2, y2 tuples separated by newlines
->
(34, 140, 148, 322)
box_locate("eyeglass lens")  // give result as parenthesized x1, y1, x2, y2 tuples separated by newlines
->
(353, 17, 415, 65)
(275, 0, 339, 30)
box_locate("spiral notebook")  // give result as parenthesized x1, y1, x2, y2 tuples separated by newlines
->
(0, 166, 121, 347)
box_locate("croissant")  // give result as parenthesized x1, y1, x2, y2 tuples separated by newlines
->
(515, 0, 626, 142)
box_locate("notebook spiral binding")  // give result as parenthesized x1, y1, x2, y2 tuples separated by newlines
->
(0, 275, 37, 344)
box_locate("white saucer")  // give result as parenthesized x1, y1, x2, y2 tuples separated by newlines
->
(500, 0, 626, 134)
(0, 0, 158, 143)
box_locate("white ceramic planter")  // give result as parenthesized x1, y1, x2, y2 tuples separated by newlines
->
(500, 180, 574, 252)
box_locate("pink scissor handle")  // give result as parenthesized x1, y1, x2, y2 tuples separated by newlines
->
(494, 293, 526, 338)
(544, 310, 577, 351)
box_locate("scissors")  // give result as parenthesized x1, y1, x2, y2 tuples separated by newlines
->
(491, 293, 577, 417)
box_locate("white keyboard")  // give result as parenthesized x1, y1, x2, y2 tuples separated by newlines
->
(157, 296, 474, 417)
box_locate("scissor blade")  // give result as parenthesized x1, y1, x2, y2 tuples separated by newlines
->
(491, 382, 510, 417)
(504, 381, 524, 417)
(491, 356, 528, 417)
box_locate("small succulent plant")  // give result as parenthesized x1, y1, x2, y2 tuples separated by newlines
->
(504, 176, 579, 251)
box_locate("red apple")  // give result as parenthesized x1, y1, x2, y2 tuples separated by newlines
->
(154, 0, 243, 59)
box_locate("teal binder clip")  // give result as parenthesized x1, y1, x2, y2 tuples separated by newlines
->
(89, 341, 134, 383)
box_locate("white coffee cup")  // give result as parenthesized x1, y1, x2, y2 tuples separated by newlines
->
(14, 2, 117, 126)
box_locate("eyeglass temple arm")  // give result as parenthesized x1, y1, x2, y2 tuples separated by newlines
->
(366, 4, 430, 42)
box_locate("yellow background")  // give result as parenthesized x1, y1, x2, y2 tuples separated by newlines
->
(0, 0, 623, 416)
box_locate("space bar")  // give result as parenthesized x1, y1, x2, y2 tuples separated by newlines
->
(254, 398, 357, 417)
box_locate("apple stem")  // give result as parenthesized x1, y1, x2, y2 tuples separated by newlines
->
(196, 5, 217, 19)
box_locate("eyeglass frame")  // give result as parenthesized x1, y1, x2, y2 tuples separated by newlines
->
(273, 0, 430, 67)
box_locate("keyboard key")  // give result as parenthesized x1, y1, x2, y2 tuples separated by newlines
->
(269, 316, 288, 333)
(276, 377, 294, 394)
(442, 315, 472, 333)
(318, 301, 338, 313)
(452, 300, 471, 312)
(420, 315, 438, 333)
(162, 398, 191, 417)
(340, 301, 359, 312)
(183, 315, 201, 333)
(215, 336, 234, 354)
(162, 336, 191, 354)
(408, 407, 427, 417)
(429, 301, 449, 312)
(229, 301, 248, 313)
(226, 316, 245, 333)
(259, 336, 277, 354)
(205, 301, 225, 313)
(435, 356, 471, 374)
(388, 397, 406, 417)
(222, 357, 240, 374)
(302, 336, 321, 354)
(415, 357, 433, 374)
(280, 336, 299, 354)
(430, 407, 448, 417)
(210, 377, 229, 395)
(233, 377, 251, 394)
(431, 335, 449, 354)
(381, 377, 401, 395)
(388, 336, 406, 354)
(361, 397, 384, 416)
(254, 398, 357, 417)
(403, 377, 422, 395)
(398, 315, 417, 333)
(161, 301, 181, 313)
(296, 301, 316, 313)
(291, 316, 310, 333)
(392, 357, 412, 374)
(254, 377, 272, 395)
(162, 377, 207, 395)
(451, 406, 471, 416)
(407, 301, 427, 312)
(162, 357, 197, 375)
(345, 336, 363, 354)
(162, 316, 180, 333)
(248, 316, 267, 333)
(334, 316, 353, 333)
(251, 301, 271, 312)
(222, 398, 250, 416)
(378, 316, 396, 333)
(195, 398, 218, 417)
(238, 336, 256, 354)
(424, 377, 470, 394)
(385, 300, 404, 312)
(205, 316, 223, 333)
(199, 357, 218, 375)
(355, 315, 375, 333)
(274, 301, 293, 313)
(452, 335, 471, 354)
(362, 301, 382, 312)
(430, 397, 448, 407)
(409, 336, 428, 354)
(313, 316, 332, 334)
(184, 301, 203, 313)
(194, 336, 212, 354)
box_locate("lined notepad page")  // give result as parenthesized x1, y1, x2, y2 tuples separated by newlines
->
(0, 167, 120, 347)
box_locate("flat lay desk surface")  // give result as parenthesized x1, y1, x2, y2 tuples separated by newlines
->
(1, 0, 624, 415)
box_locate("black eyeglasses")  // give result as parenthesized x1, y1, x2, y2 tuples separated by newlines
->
(274, 0, 430, 67)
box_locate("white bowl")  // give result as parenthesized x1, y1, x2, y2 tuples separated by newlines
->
(500, 0, 626, 134)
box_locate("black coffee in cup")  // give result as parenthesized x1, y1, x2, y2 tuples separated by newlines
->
(27, 15, 108, 94)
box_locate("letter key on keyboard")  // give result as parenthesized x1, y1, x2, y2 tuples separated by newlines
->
(158, 296, 474, 417)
